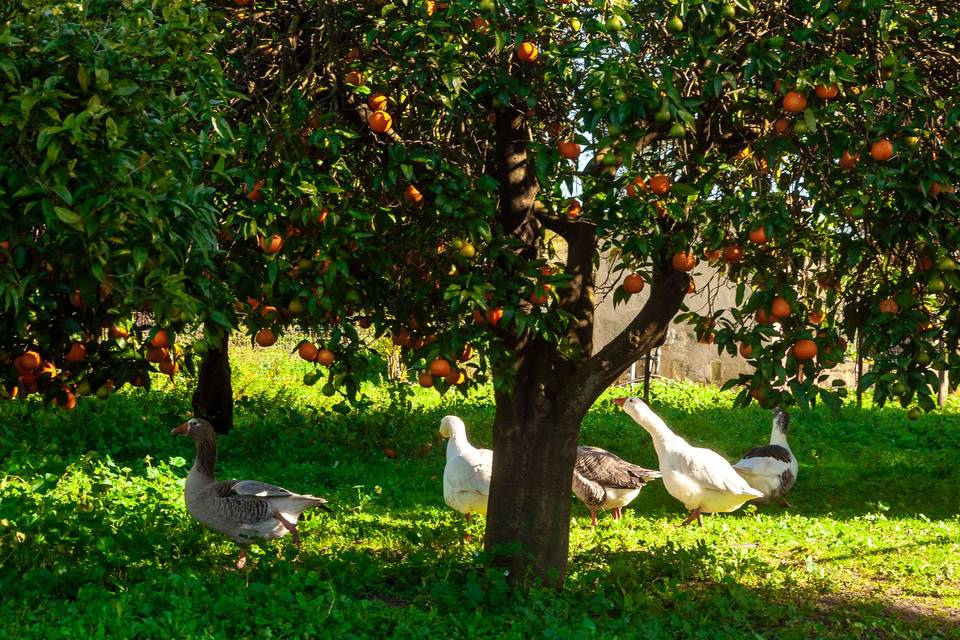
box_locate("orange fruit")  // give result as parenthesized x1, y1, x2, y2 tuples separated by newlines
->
(259, 305, 279, 321)
(703, 247, 722, 261)
(558, 141, 581, 160)
(782, 91, 807, 113)
(345, 71, 363, 85)
(146, 346, 170, 363)
(773, 118, 791, 135)
(748, 227, 767, 244)
(405, 184, 424, 205)
(814, 84, 838, 99)
(444, 368, 466, 385)
(158, 359, 180, 375)
(392, 329, 411, 346)
(418, 372, 434, 388)
(65, 342, 87, 363)
(298, 341, 319, 362)
(259, 234, 284, 254)
(317, 207, 329, 223)
(808, 309, 825, 324)
(430, 358, 452, 377)
(55, 387, 77, 410)
(37, 361, 57, 380)
(517, 41, 539, 62)
(151, 329, 171, 349)
(316, 349, 335, 366)
(879, 298, 899, 314)
(70, 290, 84, 308)
(458, 344, 474, 362)
(486, 307, 504, 326)
(839, 150, 859, 170)
(368, 111, 393, 133)
(792, 339, 818, 361)
(245, 179, 264, 202)
(649, 174, 671, 196)
(255, 328, 277, 347)
(739, 343, 753, 358)
(19, 350, 41, 371)
(755, 308, 773, 325)
(368, 93, 388, 111)
(623, 274, 645, 294)
(566, 199, 581, 217)
(109, 324, 128, 339)
(625, 176, 647, 197)
(722, 244, 744, 263)
(671, 251, 697, 272)
(771, 296, 791, 319)
(472, 17, 489, 32)
(870, 139, 893, 162)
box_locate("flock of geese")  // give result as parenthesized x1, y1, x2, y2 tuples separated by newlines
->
(171, 396, 797, 568)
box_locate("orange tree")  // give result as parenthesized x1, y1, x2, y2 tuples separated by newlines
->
(0, 1, 233, 408)
(4, 0, 960, 587)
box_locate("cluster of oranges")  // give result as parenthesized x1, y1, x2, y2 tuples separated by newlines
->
(297, 340, 335, 366)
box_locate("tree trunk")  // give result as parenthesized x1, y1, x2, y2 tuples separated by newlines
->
(191, 331, 233, 434)
(484, 339, 582, 589)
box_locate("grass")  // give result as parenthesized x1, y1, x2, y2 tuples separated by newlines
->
(1, 342, 959, 639)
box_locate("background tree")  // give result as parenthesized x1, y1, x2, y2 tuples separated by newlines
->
(3, 0, 958, 588)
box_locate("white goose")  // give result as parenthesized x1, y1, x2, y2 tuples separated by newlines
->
(733, 408, 798, 506)
(439, 415, 492, 518)
(172, 417, 331, 568)
(614, 396, 762, 526)
(573, 445, 661, 526)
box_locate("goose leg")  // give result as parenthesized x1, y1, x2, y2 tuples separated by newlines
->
(779, 497, 792, 508)
(235, 547, 248, 570)
(590, 510, 598, 527)
(274, 513, 301, 547)
(680, 508, 702, 527)
(465, 512, 472, 522)
(613, 507, 622, 520)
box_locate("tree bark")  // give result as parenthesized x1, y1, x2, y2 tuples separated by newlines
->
(191, 331, 233, 434)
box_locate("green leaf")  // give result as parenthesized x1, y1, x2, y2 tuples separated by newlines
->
(113, 79, 140, 96)
(54, 206, 82, 225)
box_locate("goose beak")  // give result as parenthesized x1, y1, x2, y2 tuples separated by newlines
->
(612, 397, 626, 407)
(171, 422, 190, 435)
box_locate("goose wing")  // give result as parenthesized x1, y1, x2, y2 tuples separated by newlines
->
(575, 446, 661, 489)
(674, 447, 763, 496)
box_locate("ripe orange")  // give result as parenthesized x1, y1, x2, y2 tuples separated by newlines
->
(345, 71, 363, 85)
(625, 176, 647, 197)
(245, 179, 264, 202)
(368, 93, 388, 111)
(405, 184, 424, 205)
(808, 309, 825, 324)
(771, 296, 791, 319)
(755, 308, 773, 325)
(392, 329, 411, 346)
(259, 305, 279, 321)
(158, 359, 180, 375)
(70, 290, 84, 308)
(316, 349, 335, 366)
(472, 309, 486, 324)
(146, 346, 170, 363)
(430, 358, 452, 377)
(782, 91, 807, 113)
(418, 372, 434, 388)
(472, 17, 489, 32)
(65, 342, 87, 363)
(357, 316, 372, 329)
(517, 41, 539, 63)
(671, 251, 697, 272)
(722, 244, 744, 263)
(792, 339, 818, 361)
(20, 350, 41, 371)
(298, 341, 319, 362)
(109, 324, 128, 340)
(444, 368, 465, 385)
(870, 139, 893, 162)
(748, 227, 767, 244)
(814, 84, 838, 100)
(317, 207, 329, 223)
(703, 247, 722, 261)
(773, 118, 791, 135)
(879, 298, 899, 314)
(739, 343, 753, 358)
(55, 387, 77, 410)
(486, 307, 504, 326)
(558, 141, 581, 160)
(260, 234, 284, 254)
(255, 328, 277, 347)
(37, 361, 58, 379)
(649, 174, 671, 196)
(368, 111, 393, 133)
(623, 274, 645, 294)
(566, 199, 582, 217)
(458, 344, 474, 362)
(839, 150, 859, 170)
(151, 329, 171, 349)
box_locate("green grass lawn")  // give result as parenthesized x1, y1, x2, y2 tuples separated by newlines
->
(2, 344, 959, 639)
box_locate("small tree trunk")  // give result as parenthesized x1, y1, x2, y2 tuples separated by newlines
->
(192, 331, 233, 434)
(484, 369, 583, 588)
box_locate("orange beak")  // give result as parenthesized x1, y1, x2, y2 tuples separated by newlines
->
(612, 397, 626, 407)
(171, 422, 190, 435)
